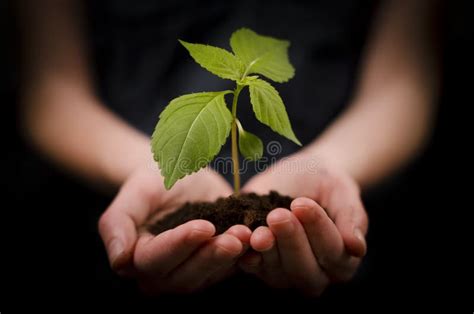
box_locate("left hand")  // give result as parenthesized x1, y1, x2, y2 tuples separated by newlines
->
(98, 165, 251, 295)
(239, 152, 368, 296)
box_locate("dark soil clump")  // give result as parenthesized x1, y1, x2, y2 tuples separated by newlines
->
(148, 191, 293, 235)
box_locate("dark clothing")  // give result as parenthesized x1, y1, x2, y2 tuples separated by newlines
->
(10, 0, 442, 310)
(87, 0, 375, 182)
(3, 0, 460, 310)
(72, 2, 377, 306)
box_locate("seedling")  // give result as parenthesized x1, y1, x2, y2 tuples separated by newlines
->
(151, 28, 301, 194)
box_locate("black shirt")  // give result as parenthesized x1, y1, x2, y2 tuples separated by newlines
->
(87, 0, 376, 182)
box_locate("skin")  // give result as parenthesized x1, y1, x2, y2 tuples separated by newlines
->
(99, 166, 252, 294)
(240, 155, 368, 295)
(238, 0, 440, 294)
(17, 0, 439, 295)
(239, 0, 440, 294)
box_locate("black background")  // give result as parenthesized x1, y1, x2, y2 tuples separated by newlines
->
(1, 0, 470, 311)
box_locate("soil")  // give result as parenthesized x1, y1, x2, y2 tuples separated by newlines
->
(148, 191, 293, 235)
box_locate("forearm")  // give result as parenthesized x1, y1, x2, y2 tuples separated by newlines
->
(301, 0, 440, 188)
(305, 83, 436, 188)
(18, 0, 152, 189)
(21, 82, 151, 188)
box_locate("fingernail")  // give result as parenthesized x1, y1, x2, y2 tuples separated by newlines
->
(291, 199, 307, 208)
(353, 228, 367, 251)
(268, 210, 294, 234)
(108, 238, 124, 264)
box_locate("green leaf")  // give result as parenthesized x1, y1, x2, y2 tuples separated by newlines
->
(152, 91, 233, 189)
(230, 28, 295, 83)
(237, 121, 263, 161)
(248, 79, 301, 145)
(179, 40, 245, 81)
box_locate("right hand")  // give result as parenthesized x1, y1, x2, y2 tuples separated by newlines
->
(98, 165, 251, 294)
(239, 153, 368, 295)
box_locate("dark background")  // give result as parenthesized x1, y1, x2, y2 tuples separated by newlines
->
(1, 0, 470, 311)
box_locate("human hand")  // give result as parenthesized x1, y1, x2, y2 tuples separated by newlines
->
(99, 165, 251, 294)
(240, 153, 368, 295)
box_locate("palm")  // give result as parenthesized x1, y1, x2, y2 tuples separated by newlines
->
(243, 154, 320, 199)
(137, 166, 233, 227)
(240, 154, 368, 294)
(99, 165, 250, 295)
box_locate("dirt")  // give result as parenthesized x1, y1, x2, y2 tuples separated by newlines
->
(148, 191, 293, 235)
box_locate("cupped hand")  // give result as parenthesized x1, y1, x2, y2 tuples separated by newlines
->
(239, 153, 368, 296)
(98, 165, 251, 294)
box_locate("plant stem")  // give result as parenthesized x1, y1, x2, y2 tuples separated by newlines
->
(231, 84, 243, 195)
(241, 58, 259, 80)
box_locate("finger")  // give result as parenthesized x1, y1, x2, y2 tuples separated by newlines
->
(327, 187, 368, 257)
(241, 180, 270, 195)
(238, 251, 262, 274)
(98, 176, 159, 272)
(167, 233, 243, 293)
(239, 226, 276, 274)
(250, 226, 289, 288)
(98, 210, 136, 273)
(291, 197, 359, 281)
(250, 226, 275, 252)
(202, 265, 238, 289)
(225, 225, 252, 250)
(267, 208, 329, 293)
(336, 205, 368, 257)
(251, 226, 281, 276)
(203, 225, 253, 286)
(134, 219, 215, 276)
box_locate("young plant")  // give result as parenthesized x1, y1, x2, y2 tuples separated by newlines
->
(151, 28, 301, 194)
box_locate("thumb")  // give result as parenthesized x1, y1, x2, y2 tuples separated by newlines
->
(241, 175, 272, 195)
(98, 209, 137, 273)
(334, 197, 368, 258)
(325, 184, 368, 258)
(98, 174, 159, 273)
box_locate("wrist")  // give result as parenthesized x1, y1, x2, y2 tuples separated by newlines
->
(99, 133, 154, 188)
(294, 145, 359, 184)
